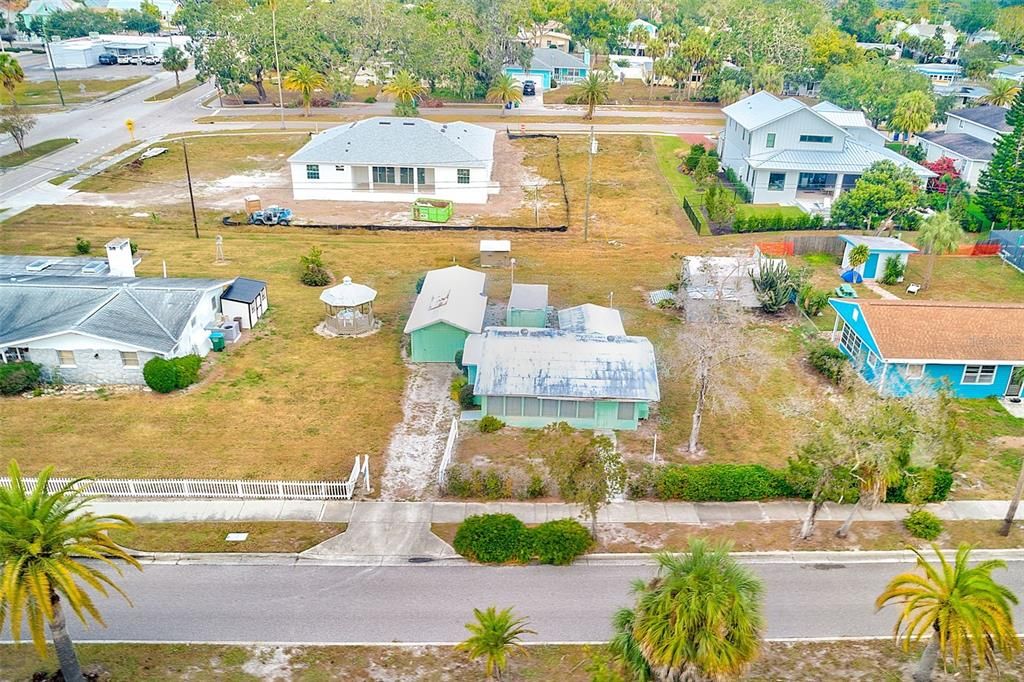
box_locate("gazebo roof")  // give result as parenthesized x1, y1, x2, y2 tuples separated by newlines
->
(320, 277, 377, 307)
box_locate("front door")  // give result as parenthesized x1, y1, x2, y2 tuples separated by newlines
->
(1005, 367, 1024, 397)
(863, 253, 880, 279)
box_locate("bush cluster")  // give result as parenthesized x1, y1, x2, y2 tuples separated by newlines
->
(723, 167, 752, 202)
(478, 415, 505, 433)
(453, 514, 592, 565)
(886, 467, 954, 505)
(733, 213, 826, 233)
(142, 355, 202, 393)
(807, 341, 848, 385)
(903, 508, 944, 540)
(443, 465, 546, 500)
(74, 237, 91, 255)
(300, 266, 330, 287)
(0, 362, 42, 395)
(458, 384, 476, 410)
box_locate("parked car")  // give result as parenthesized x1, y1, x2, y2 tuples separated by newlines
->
(128, 55, 142, 65)
(98, 53, 117, 65)
(142, 54, 160, 65)
(522, 80, 536, 96)
(117, 55, 130, 65)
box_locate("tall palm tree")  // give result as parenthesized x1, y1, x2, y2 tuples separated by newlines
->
(485, 73, 522, 117)
(456, 606, 535, 680)
(676, 35, 710, 100)
(0, 52, 25, 105)
(283, 64, 327, 117)
(611, 540, 764, 681)
(891, 90, 936, 151)
(752, 63, 783, 95)
(573, 71, 610, 120)
(717, 79, 744, 106)
(982, 78, 1021, 107)
(628, 26, 649, 56)
(644, 37, 667, 102)
(383, 69, 426, 106)
(876, 543, 1021, 682)
(161, 46, 188, 88)
(0, 460, 140, 682)
(917, 210, 963, 290)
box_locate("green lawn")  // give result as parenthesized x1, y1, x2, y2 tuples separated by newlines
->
(0, 138, 77, 168)
(736, 204, 805, 219)
(10, 77, 148, 106)
(145, 77, 201, 102)
(879, 255, 1024, 302)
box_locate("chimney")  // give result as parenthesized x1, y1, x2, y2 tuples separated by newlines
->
(105, 238, 135, 278)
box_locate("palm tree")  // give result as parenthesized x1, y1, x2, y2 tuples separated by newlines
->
(917, 210, 963, 290)
(982, 78, 1021, 107)
(611, 540, 764, 681)
(752, 63, 783, 95)
(848, 243, 870, 271)
(676, 35, 710, 100)
(0, 460, 140, 682)
(573, 71, 610, 120)
(876, 543, 1021, 682)
(283, 64, 327, 117)
(891, 91, 936, 151)
(456, 606, 535, 680)
(486, 73, 522, 117)
(644, 37, 667, 102)
(383, 69, 425, 107)
(161, 46, 188, 89)
(717, 79, 744, 106)
(0, 52, 25, 105)
(628, 26, 649, 57)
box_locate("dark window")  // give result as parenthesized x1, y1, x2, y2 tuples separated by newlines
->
(799, 134, 833, 143)
(766, 132, 776, 148)
(417, 168, 426, 185)
(372, 166, 396, 184)
(305, 164, 319, 180)
(617, 402, 634, 421)
(400, 167, 414, 185)
(768, 173, 785, 190)
(577, 401, 595, 419)
(457, 169, 470, 184)
(334, 165, 345, 172)
(962, 365, 996, 385)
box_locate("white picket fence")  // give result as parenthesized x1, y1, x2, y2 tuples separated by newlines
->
(437, 417, 459, 487)
(0, 455, 371, 501)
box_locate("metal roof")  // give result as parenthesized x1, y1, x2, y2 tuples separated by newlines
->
(747, 139, 935, 176)
(917, 131, 995, 161)
(914, 63, 962, 75)
(994, 65, 1024, 78)
(403, 266, 487, 334)
(947, 105, 1010, 132)
(0, 254, 112, 278)
(469, 327, 660, 401)
(222, 277, 267, 304)
(480, 239, 510, 252)
(721, 91, 805, 131)
(288, 117, 495, 168)
(0, 276, 231, 353)
(811, 102, 873, 129)
(320, 276, 377, 307)
(509, 283, 548, 311)
(557, 304, 625, 336)
(839, 235, 919, 253)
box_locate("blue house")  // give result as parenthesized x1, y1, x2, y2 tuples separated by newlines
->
(504, 47, 590, 89)
(839, 235, 918, 281)
(828, 299, 1024, 399)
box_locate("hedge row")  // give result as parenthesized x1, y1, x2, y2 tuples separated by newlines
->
(453, 514, 592, 565)
(732, 213, 826, 233)
(628, 463, 953, 504)
(0, 362, 42, 395)
(142, 355, 202, 393)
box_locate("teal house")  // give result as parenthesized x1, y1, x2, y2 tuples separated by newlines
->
(506, 283, 548, 327)
(504, 47, 590, 89)
(829, 299, 1024, 399)
(461, 327, 660, 430)
(404, 266, 487, 363)
(839, 235, 918, 281)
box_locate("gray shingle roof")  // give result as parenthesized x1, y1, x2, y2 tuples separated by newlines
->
(520, 47, 588, 71)
(948, 105, 1010, 132)
(917, 131, 995, 161)
(288, 117, 494, 168)
(0, 276, 231, 353)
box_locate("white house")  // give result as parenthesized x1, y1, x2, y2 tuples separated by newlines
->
(288, 117, 498, 205)
(992, 65, 1024, 84)
(46, 34, 189, 69)
(917, 105, 1010, 187)
(717, 92, 933, 214)
(624, 18, 657, 55)
(893, 19, 961, 58)
(516, 21, 571, 51)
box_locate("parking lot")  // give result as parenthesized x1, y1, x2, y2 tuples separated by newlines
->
(12, 51, 166, 82)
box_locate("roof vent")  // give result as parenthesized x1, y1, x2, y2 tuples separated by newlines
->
(428, 291, 450, 310)
(25, 259, 55, 272)
(520, 328, 530, 336)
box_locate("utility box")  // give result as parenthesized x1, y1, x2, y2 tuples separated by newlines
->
(412, 198, 454, 223)
(244, 194, 262, 214)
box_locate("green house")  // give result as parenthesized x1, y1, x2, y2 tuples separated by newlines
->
(506, 283, 548, 328)
(404, 265, 487, 363)
(461, 327, 660, 430)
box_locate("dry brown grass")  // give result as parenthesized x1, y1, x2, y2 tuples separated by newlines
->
(109, 522, 346, 553)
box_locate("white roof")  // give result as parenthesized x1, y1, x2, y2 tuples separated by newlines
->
(480, 239, 510, 253)
(722, 91, 805, 131)
(320, 276, 377, 307)
(839, 235, 919, 253)
(403, 265, 487, 334)
(812, 102, 873, 129)
(747, 139, 934, 176)
(558, 304, 625, 336)
(509, 283, 548, 311)
(468, 327, 660, 401)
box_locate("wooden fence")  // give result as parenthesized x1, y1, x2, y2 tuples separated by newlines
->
(787, 234, 845, 257)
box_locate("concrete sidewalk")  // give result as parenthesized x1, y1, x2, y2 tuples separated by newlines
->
(87, 498, 1021, 525)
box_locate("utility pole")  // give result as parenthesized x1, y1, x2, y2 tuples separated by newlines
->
(182, 140, 200, 239)
(41, 22, 65, 108)
(270, 0, 286, 130)
(583, 126, 596, 242)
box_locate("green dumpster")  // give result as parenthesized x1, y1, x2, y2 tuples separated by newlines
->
(210, 331, 226, 352)
(412, 198, 454, 223)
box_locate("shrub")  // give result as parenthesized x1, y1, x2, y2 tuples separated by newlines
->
(450, 375, 468, 401)
(903, 508, 943, 540)
(75, 237, 91, 255)
(173, 354, 201, 389)
(415, 274, 426, 293)
(807, 341, 848, 385)
(653, 464, 791, 501)
(887, 467, 954, 504)
(879, 255, 906, 285)
(477, 469, 508, 499)
(458, 383, 476, 410)
(478, 415, 505, 433)
(301, 265, 330, 287)
(129, 240, 139, 255)
(526, 474, 546, 499)
(454, 349, 464, 371)
(453, 513, 530, 563)
(363, 96, 377, 103)
(142, 357, 178, 393)
(797, 284, 829, 317)
(684, 144, 707, 172)
(530, 519, 592, 565)
(0, 362, 42, 395)
(443, 465, 475, 497)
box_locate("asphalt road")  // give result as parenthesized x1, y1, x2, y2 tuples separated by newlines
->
(8, 559, 1021, 644)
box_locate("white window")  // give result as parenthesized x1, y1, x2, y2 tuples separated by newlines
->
(120, 351, 140, 368)
(905, 364, 925, 379)
(457, 169, 470, 184)
(305, 164, 319, 180)
(962, 365, 997, 385)
(617, 402, 634, 420)
(866, 351, 879, 369)
(840, 324, 863, 357)
(57, 350, 76, 367)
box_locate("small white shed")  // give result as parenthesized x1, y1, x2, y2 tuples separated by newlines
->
(480, 239, 511, 267)
(221, 277, 269, 329)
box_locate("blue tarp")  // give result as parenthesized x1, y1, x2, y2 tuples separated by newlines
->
(841, 269, 864, 283)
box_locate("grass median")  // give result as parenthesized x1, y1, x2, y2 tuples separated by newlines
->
(145, 77, 201, 102)
(0, 138, 77, 169)
(109, 521, 346, 553)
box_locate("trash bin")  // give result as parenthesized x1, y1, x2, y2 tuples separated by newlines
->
(210, 331, 225, 352)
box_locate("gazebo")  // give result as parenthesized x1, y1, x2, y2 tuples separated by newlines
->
(319, 276, 377, 336)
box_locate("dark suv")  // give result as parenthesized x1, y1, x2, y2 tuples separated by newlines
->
(522, 80, 536, 96)
(98, 53, 117, 65)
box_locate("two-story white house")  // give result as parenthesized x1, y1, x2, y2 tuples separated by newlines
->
(917, 105, 1010, 187)
(717, 92, 933, 214)
(288, 117, 498, 205)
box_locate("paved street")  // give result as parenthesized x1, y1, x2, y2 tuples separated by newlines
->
(5, 560, 1021, 643)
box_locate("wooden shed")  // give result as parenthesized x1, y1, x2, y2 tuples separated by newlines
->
(479, 239, 511, 267)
